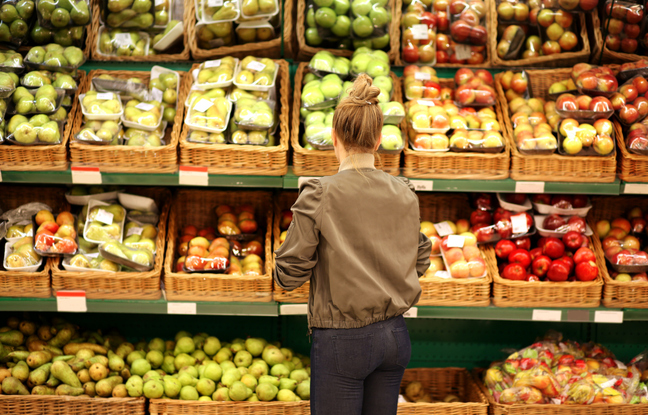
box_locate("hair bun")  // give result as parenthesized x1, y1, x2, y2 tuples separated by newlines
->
(345, 73, 380, 106)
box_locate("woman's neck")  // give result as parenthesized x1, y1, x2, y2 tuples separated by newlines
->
(338, 153, 376, 172)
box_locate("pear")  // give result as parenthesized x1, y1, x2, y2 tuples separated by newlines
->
(234, 351, 252, 368)
(37, 120, 60, 143)
(279, 377, 297, 391)
(196, 378, 216, 397)
(202, 337, 221, 357)
(13, 122, 38, 144)
(106, 9, 137, 26)
(163, 375, 181, 398)
(143, 379, 164, 399)
(241, 373, 257, 390)
(50, 8, 70, 27)
(125, 375, 143, 397)
(277, 389, 298, 402)
(296, 379, 310, 399)
(220, 368, 241, 387)
(180, 385, 199, 400)
(256, 382, 278, 401)
(289, 368, 309, 383)
(258, 375, 279, 387)
(107, 0, 134, 13)
(7, 114, 27, 134)
(70, 0, 90, 24)
(212, 387, 230, 401)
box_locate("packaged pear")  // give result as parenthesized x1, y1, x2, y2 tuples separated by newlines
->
(0, 50, 24, 73)
(75, 119, 122, 145)
(5, 113, 63, 146)
(24, 44, 86, 74)
(62, 253, 121, 272)
(196, 21, 234, 49)
(0, 0, 34, 47)
(239, 0, 277, 19)
(235, 20, 276, 44)
(92, 73, 148, 101)
(149, 66, 179, 123)
(151, 0, 171, 27)
(36, 0, 91, 29)
(228, 122, 274, 146)
(79, 91, 123, 121)
(123, 219, 158, 254)
(4, 236, 43, 272)
(96, 27, 151, 57)
(100, 0, 155, 29)
(99, 240, 154, 271)
(121, 99, 163, 131)
(201, 0, 239, 23)
(187, 129, 226, 144)
(0, 71, 16, 98)
(30, 23, 86, 47)
(185, 95, 231, 133)
(233, 56, 278, 92)
(8, 85, 65, 115)
(193, 57, 238, 89)
(83, 199, 126, 244)
(152, 19, 183, 51)
(234, 97, 276, 130)
(122, 122, 167, 147)
(184, 86, 227, 108)
(228, 86, 271, 103)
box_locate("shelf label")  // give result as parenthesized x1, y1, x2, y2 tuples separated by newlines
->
(207, 0, 223, 7)
(511, 213, 528, 234)
(412, 180, 433, 191)
(532, 309, 562, 321)
(624, 183, 648, 194)
(515, 181, 544, 193)
(179, 166, 209, 186)
(297, 176, 319, 188)
(414, 72, 431, 81)
(594, 310, 623, 324)
(56, 290, 87, 312)
(566, 309, 589, 322)
(167, 302, 197, 314)
(71, 166, 101, 184)
(411, 24, 429, 40)
(95, 209, 114, 225)
(454, 44, 472, 60)
(280, 304, 308, 315)
(403, 307, 418, 318)
(447, 234, 464, 248)
(434, 221, 454, 237)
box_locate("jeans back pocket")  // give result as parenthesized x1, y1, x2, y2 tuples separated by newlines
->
(332, 333, 375, 380)
(391, 326, 411, 369)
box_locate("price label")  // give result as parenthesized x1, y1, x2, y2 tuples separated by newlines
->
(0, 171, 3, 182)
(193, 99, 214, 113)
(615, 360, 627, 370)
(167, 302, 197, 314)
(511, 213, 528, 234)
(179, 165, 209, 186)
(155, 0, 166, 5)
(594, 310, 623, 323)
(417, 100, 436, 106)
(398, 395, 408, 403)
(246, 61, 266, 72)
(127, 227, 143, 237)
(447, 234, 464, 248)
(56, 291, 87, 312)
(414, 72, 431, 81)
(151, 88, 163, 102)
(411, 24, 429, 40)
(454, 44, 472, 60)
(551, 399, 561, 405)
(515, 181, 545, 193)
(204, 60, 222, 68)
(297, 176, 319, 188)
(207, 0, 223, 6)
(135, 102, 154, 111)
(413, 180, 433, 191)
(403, 307, 418, 318)
(279, 304, 308, 315)
(532, 309, 562, 321)
(95, 209, 114, 225)
(96, 92, 114, 100)
(623, 183, 648, 194)
(600, 379, 617, 389)
(434, 221, 454, 237)
(113, 33, 132, 48)
(71, 166, 102, 184)
(435, 270, 451, 279)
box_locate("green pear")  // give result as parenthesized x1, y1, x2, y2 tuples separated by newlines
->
(279, 377, 297, 391)
(70, 0, 89, 24)
(212, 387, 230, 401)
(125, 375, 143, 397)
(296, 379, 310, 399)
(37, 120, 60, 143)
(180, 385, 199, 400)
(258, 375, 279, 387)
(277, 389, 298, 402)
(163, 375, 181, 398)
(256, 382, 278, 401)
(143, 379, 164, 399)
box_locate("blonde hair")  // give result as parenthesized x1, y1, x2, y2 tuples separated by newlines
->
(332, 74, 383, 153)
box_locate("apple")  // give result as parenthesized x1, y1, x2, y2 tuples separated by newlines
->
(547, 259, 570, 281)
(502, 263, 526, 280)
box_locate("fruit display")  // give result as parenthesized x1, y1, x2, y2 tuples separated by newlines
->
(101, 0, 155, 29)
(4, 236, 42, 270)
(0, 51, 23, 71)
(595, 206, 648, 273)
(83, 200, 126, 244)
(215, 204, 259, 236)
(9, 85, 64, 115)
(572, 64, 618, 96)
(33, 209, 79, 255)
(483, 333, 646, 405)
(233, 57, 277, 92)
(531, 194, 591, 216)
(611, 75, 648, 126)
(495, 25, 525, 60)
(604, 0, 644, 55)
(234, 98, 275, 130)
(123, 124, 166, 147)
(79, 91, 123, 120)
(0, 0, 34, 46)
(400, 0, 437, 65)
(536, 9, 579, 54)
(64, 253, 120, 272)
(454, 68, 496, 107)
(185, 95, 231, 133)
(75, 119, 122, 145)
(401, 379, 461, 403)
(349, 48, 389, 77)
(302, 106, 332, 150)
(122, 99, 163, 130)
(193, 57, 238, 89)
(448, 0, 487, 46)
(406, 98, 500, 135)
(100, 240, 154, 270)
(97, 28, 151, 57)
(449, 129, 504, 152)
(180, 235, 230, 272)
(199, 0, 239, 23)
(470, 204, 533, 244)
(308, 51, 350, 77)
(440, 232, 488, 279)
(626, 120, 648, 154)
(557, 118, 615, 157)
(36, 0, 91, 29)
(5, 113, 62, 145)
(555, 94, 613, 121)
(24, 44, 85, 73)
(148, 67, 179, 123)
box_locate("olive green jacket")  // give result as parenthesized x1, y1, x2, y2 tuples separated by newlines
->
(274, 153, 431, 330)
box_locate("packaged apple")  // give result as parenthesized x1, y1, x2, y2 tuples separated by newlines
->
(185, 95, 231, 133)
(495, 0, 531, 24)
(65, 185, 121, 206)
(495, 25, 526, 60)
(571, 64, 618, 98)
(32, 209, 79, 256)
(378, 125, 403, 154)
(0, 50, 24, 74)
(536, 9, 581, 55)
(440, 233, 488, 279)
(192, 57, 239, 90)
(402, 66, 445, 101)
(611, 75, 648, 126)
(626, 121, 648, 155)
(498, 70, 531, 101)
(618, 59, 648, 83)
(79, 91, 123, 121)
(597, 209, 648, 273)
(448, 129, 505, 153)
(534, 214, 593, 238)
(24, 44, 86, 74)
(401, 24, 437, 65)
(407, 100, 451, 134)
(301, 74, 342, 110)
(5, 114, 64, 146)
(228, 86, 272, 103)
(214, 203, 261, 241)
(233, 57, 277, 92)
(348, 49, 390, 78)
(22, 71, 79, 97)
(447, 0, 487, 46)
(380, 101, 405, 124)
(307, 125, 334, 150)
(308, 51, 350, 79)
(337, 75, 392, 105)
(229, 123, 274, 146)
(471, 210, 534, 244)
(555, 93, 614, 121)
(557, 118, 616, 157)
(348, 0, 391, 40)
(439, 36, 488, 65)
(4, 237, 42, 272)
(409, 132, 450, 152)
(531, 194, 592, 217)
(122, 123, 167, 147)
(454, 69, 496, 108)
(510, 106, 560, 155)
(62, 253, 121, 272)
(497, 193, 532, 213)
(182, 239, 230, 273)
(547, 78, 578, 101)
(83, 199, 126, 245)
(98, 240, 154, 272)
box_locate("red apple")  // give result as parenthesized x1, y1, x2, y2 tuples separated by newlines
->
(543, 214, 566, 231)
(563, 230, 585, 251)
(547, 259, 570, 281)
(575, 260, 598, 281)
(502, 262, 527, 280)
(532, 255, 552, 277)
(543, 237, 566, 259)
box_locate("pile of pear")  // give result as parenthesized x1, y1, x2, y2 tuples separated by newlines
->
(98, 29, 149, 57)
(105, 0, 155, 29)
(36, 0, 91, 27)
(0, 0, 34, 43)
(25, 44, 85, 69)
(81, 91, 122, 116)
(7, 113, 61, 144)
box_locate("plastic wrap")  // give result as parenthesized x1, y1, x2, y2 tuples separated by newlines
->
(0, 0, 34, 47)
(83, 199, 126, 244)
(301, 74, 342, 109)
(62, 253, 121, 272)
(0, 202, 50, 240)
(122, 122, 167, 147)
(555, 93, 613, 121)
(185, 95, 231, 133)
(193, 57, 238, 89)
(92, 74, 148, 101)
(534, 214, 593, 237)
(235, 20, 276, 43)
(402, 65, 444, 101)
(449, 129, 505, 153)
(603, 0, 643, 55)
(438, 34, 487, 64)
(380, 101, 405, 124)
(79, 91, 123, 121)
(100, 0, 155, 29)
(349, 49, 390, 78)
(557, 118, 616, 156)
(308, 51, 350, 78)
(195, 21, 235, 50)
(121, 99, 163, 131)
(3, 237, 42, 272)
(99, 241, 154, 271)
(5, 114, 63, 145)
(238, 0, 277, 19)
(454, 68, 496, 107)
(233, 56, 278, 92)
(96, 27, 151, 57)
(233, 97, 276, 130)
(152, 0, 173, 27)
(36, 0, 91, 29)
(0, 50, 23, 73)
(531, 194, 592, 216)
(379, 124, 403, 153)
(33, 210, 78, 256)
(8, 86, 64, 116)
(626, 121, 648, 155)
(611, 75, 648, 127)
(618, 59, 648, 83)
(439, 232, 488, 278)
(448, 0, 487, 46)
(29, 23, 86, 47)
(24, 44, 85, 74)
(200, 0, 239, 23)
(401, 19, 436, 65)
(228, 124, 272, 146)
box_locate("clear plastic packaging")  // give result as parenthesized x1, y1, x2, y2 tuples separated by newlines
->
(62, 253, 121, 272)
(612, 75, 648, 126)
(195, 21, 235, 50)
(401, 23, 436, 65)
(233, 97, 276, 130)
(379, 124, 403, 153)
(495, 25, 526, 60)
(185, 95, 231, 133)
(0, 50, 23, 73)
(8, 86, 64, 115)
(5, 114, 63, 146)
(618, 59, 648, 83)
(123, 220, 158, 254)
(83, 199, 126, 244)
(36, 0, 91, 29)
(228, 123, 272, 145)
(437, 35, 488, 64)
(239, 0, 277, 19)
(548, 79, 578, 101)
(3, 237, 42, 272)
(534, 214, 593, 238)
(535, 9, 580, 55)
(200, 0, 239, 23)
(100, 0, 155, 29)
(555, 93, 614, 121)
(531, 194, 592, 216)
(0, 72, 16, 98)
(626, 122, 648, 155)
(122, 122, 167, 147)
(407, 100, 451, 134)
(119, 192, 158, 214)
(557, 118, 616, 156)
(152, 0, 173, 28)
(235, 20, 276, 43)
(192, 57, 238, 89)
(74, 119, 122, 146)
(448, 0, 487, 45)
(29, 23, 87, 48)
(0, 0, 34, 48)
(454, 69, 496, 107)
(185, 86, 227, 108)
(99, 240, 154, 271)
(187, 129, 227, 144)
(121, 99, 163, 131)
(214, 203, 261, 238)
(380, 101, 405, 125)
(24, 44, 85, 74)
(349, 0, 391, 40)
(152, 20, 183, 51)
(233, 56, 278, 92)
(79, 91, 123, 121)
(31, 210, 78, 256)
(470, 208, 534, 244)
(308, 51, 350, 78)
(3, 220, 33, 241)
(149, 65, 180, 117)
(228, 86, 271, 103)
(349, 49, 390, 78)
(402, 65, 444, 100)
(92, 74, 148, 102)
(301, 74, 342, 109)
(306, 125, 333, 150)
(449, 129, 505, 153)
(409, 132, 450, 152)
(95, 27, 151, 57)
(440, 232, 488, 278)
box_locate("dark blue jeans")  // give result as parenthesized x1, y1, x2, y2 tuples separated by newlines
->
(310, 315, 411, 415)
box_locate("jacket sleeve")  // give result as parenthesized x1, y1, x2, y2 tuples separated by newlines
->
(416, 232, 432, 277)
(274, 180, 323, 291)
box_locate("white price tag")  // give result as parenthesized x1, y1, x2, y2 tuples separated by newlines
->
(624, 183, 648, 194)
(56, 291, 87, 312)
(297, 176, 319, 188)
(532, 309, 562, 321)
(398, 395, 408, 403)
(167, 302, 197, 314)
(192, 98, 213, 113)
(414, 72, 431, 81)
(151, 88, 163, 102)
(413, 180, 433, 191)
(113, 33, 132, 48)
(0, 171, 3, 182)
(454, 44, 472, 60)
(71, 166, 101, 184)
(551, 399, 561, 405)
(411, 24, 429, 40)
(594, 310, 623, 323)
(95, 209, 114, 225)
(207, 0, 223, 6)
(447, 234, 464, 248)
(246, 61, 266, 72)
(434, 221, 454, 237)
(179, 165, 209, 186)
(515, 181, 545, 193)
(204, 60, 222, 68)
(155, 0, 166, 5)
(403, 307, 418, 318)
(615, 360, 627, 370)
(95, 92, 114, 100)
(279, 304, 308, 315)
(127, 227, 143, 237)
(600, 379, 617, 389)
(417, 100, 436, 106)
(511, 213, 528, 234)
(135, 102, 155, 111)
(434, 270, 451, 278)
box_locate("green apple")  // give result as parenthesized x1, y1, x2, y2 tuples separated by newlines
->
(306, 8, 316, 27)
(351, 0, 371, 15)
(377, 87, 389, 103)
(305, 111, 326, 125)
(353, 39, 373, 49)
(315, 7, 336, 28)
(313, 0, 333, 7)
(372, 50, 390, 63)
(324, 112, 334, 125)
(302, 88, 325, 106)
(333, 0, 350, 14)
(320, 80, 342, 99)
(350, 53, 372, 74)
(321, 74, 342, 84)
(366, 59, 389, 78)
(381, 125, 402, 150)
(352, 15, 373, 37)
(311, 51, 335, 72)
(369, 6, 389, 26)
(331, 15, 351, 37)
(371, 33, 390, 49)
(373, 75, 392, 93)
(305, 27, 322, 45)
(333, 58, 350, 75)
(380, 101, 405, 117)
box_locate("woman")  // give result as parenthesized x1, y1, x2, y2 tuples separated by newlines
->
(274, 74, 431, 415)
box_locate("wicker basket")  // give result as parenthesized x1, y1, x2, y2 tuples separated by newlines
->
(283, 0, 297, 59)
(488, 1, 590, 68)
(89, 1, 190, 62)
(398, 368, 489, 415)
(50, 187, 170, 300)
(291, 62, 403, 176)
(150, 399, 310, 415)
(187, 0, 282, 60)
(487, 239, 603, 308)
(402, 78, 509, 180)
(271, 191, 309, 303)
(0, 185, 70, 298)
(295, 0, 401, 62)
(496, 70, 617, 183)
(0, 72, 83, 171)
(164, 189, 274, 302)
(587, 196, 648, 309)
(69, 69, 186, 173)
(178, 60, 290, 176)
(617, 125, 648, 182)
(416, 193, 492, 307)
(0, 395, 145, 415)
(590, 9, 645, 64)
